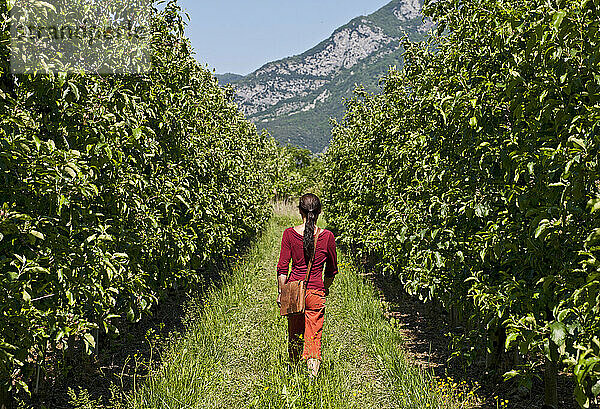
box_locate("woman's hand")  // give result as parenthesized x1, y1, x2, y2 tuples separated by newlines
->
(324, 276, 335, 297)
(277, 275, 286, 306)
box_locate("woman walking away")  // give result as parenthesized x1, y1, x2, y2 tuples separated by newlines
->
(276, 193, 338, 377)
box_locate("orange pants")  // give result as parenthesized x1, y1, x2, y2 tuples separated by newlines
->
(287, 289, 326, 361)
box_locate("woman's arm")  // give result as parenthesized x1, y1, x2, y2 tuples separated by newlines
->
(276, 230, 292, 306)
(277, 275, 287, 306)
(324, 276, 335, 296)
(324, 232, 338, 296)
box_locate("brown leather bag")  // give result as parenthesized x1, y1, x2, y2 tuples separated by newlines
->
(280, 228, 320, 316)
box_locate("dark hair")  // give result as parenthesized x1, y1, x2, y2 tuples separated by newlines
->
(298, 193, 322, 264)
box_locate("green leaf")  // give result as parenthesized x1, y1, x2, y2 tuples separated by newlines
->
(22, 290, 31, 302)
(25, 266, 50, 274)
(534, 219, 550, 239)
(527, 162, 535, 175)
(83, 333, 95, 353)
(552, 10, 567, 31)
(588, 199, 600, 214)
(176, 195, 190, 209)
(16, 380, 29, 394)
(503, 370, 519, 381)
(37, 1, 57, 12)
(549, 321, 567, 346)
(434, 252, 443, 268)
(29, 230, 45, 240)
(68, 82, 80, 101)
(509, 69, 521, 79)
(592, 379, 600, 397)
(505, 332, 518, 350)
(575, 384, 590, 408)
(127, 306, 135, 322)
(66, 290, 74, 305)
(64, 164, 77, 179)
(0, 342, 18, 351)
(568, 136, 586, 150)
(58, 194, 67, 215)
(33, 135, 41, 151)
(557, 309, 570, 322)
(586, 229, 600, 246)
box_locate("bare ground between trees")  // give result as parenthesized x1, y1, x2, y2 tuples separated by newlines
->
(14, 225, 262, 409)
(20, 287, 196, 409)
(17, 267, 238, 408)
(367, 272, 581, 409)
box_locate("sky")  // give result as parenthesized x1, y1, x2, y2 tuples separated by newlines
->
(178, 1, 391, 75)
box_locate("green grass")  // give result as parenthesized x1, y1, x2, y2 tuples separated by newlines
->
(128, 215, 450, 408)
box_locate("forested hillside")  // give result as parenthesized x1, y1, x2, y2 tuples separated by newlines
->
(218, 0, 433, 152)
(323, 0, 600, 407)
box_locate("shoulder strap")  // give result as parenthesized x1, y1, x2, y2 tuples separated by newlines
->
(304, 227, 320, 285)
(285, 228, 295, 281)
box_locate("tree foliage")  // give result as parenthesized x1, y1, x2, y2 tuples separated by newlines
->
(324, 0, 600, 405)
(272, 145, 323, 201)
(0, 0, 277, 397)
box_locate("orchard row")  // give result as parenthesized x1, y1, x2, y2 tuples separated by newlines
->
(323, 0, 600, 407)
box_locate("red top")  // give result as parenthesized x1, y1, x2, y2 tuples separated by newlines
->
(277, 227, 338, 291)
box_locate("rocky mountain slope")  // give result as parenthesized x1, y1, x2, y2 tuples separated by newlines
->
(217, 0, 432, 153)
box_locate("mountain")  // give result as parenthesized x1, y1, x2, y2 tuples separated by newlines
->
(216, 73, 244, 84)
(219, 0, 432, 153)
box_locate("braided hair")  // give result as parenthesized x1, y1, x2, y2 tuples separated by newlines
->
(298, 193, 322, 264)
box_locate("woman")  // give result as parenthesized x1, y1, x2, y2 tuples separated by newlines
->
(276, 193, 338, 377)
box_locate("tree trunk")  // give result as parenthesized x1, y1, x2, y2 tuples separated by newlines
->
(514, 349, 522, 366)
(93, 328, 100, 356)
(0, 385, 12, 409)
(449, 305, 458, 328)
(544, 357, 558, 409)
(485, 326, 506, 372)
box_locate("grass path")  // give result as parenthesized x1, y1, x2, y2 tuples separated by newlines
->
(129, 215, 449, 409)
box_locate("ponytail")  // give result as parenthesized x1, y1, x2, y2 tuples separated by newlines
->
(298, 194, 322, 264)
(303, 210, 317, 263)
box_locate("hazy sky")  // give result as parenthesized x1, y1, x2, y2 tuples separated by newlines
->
(178, 1, 390, 75)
